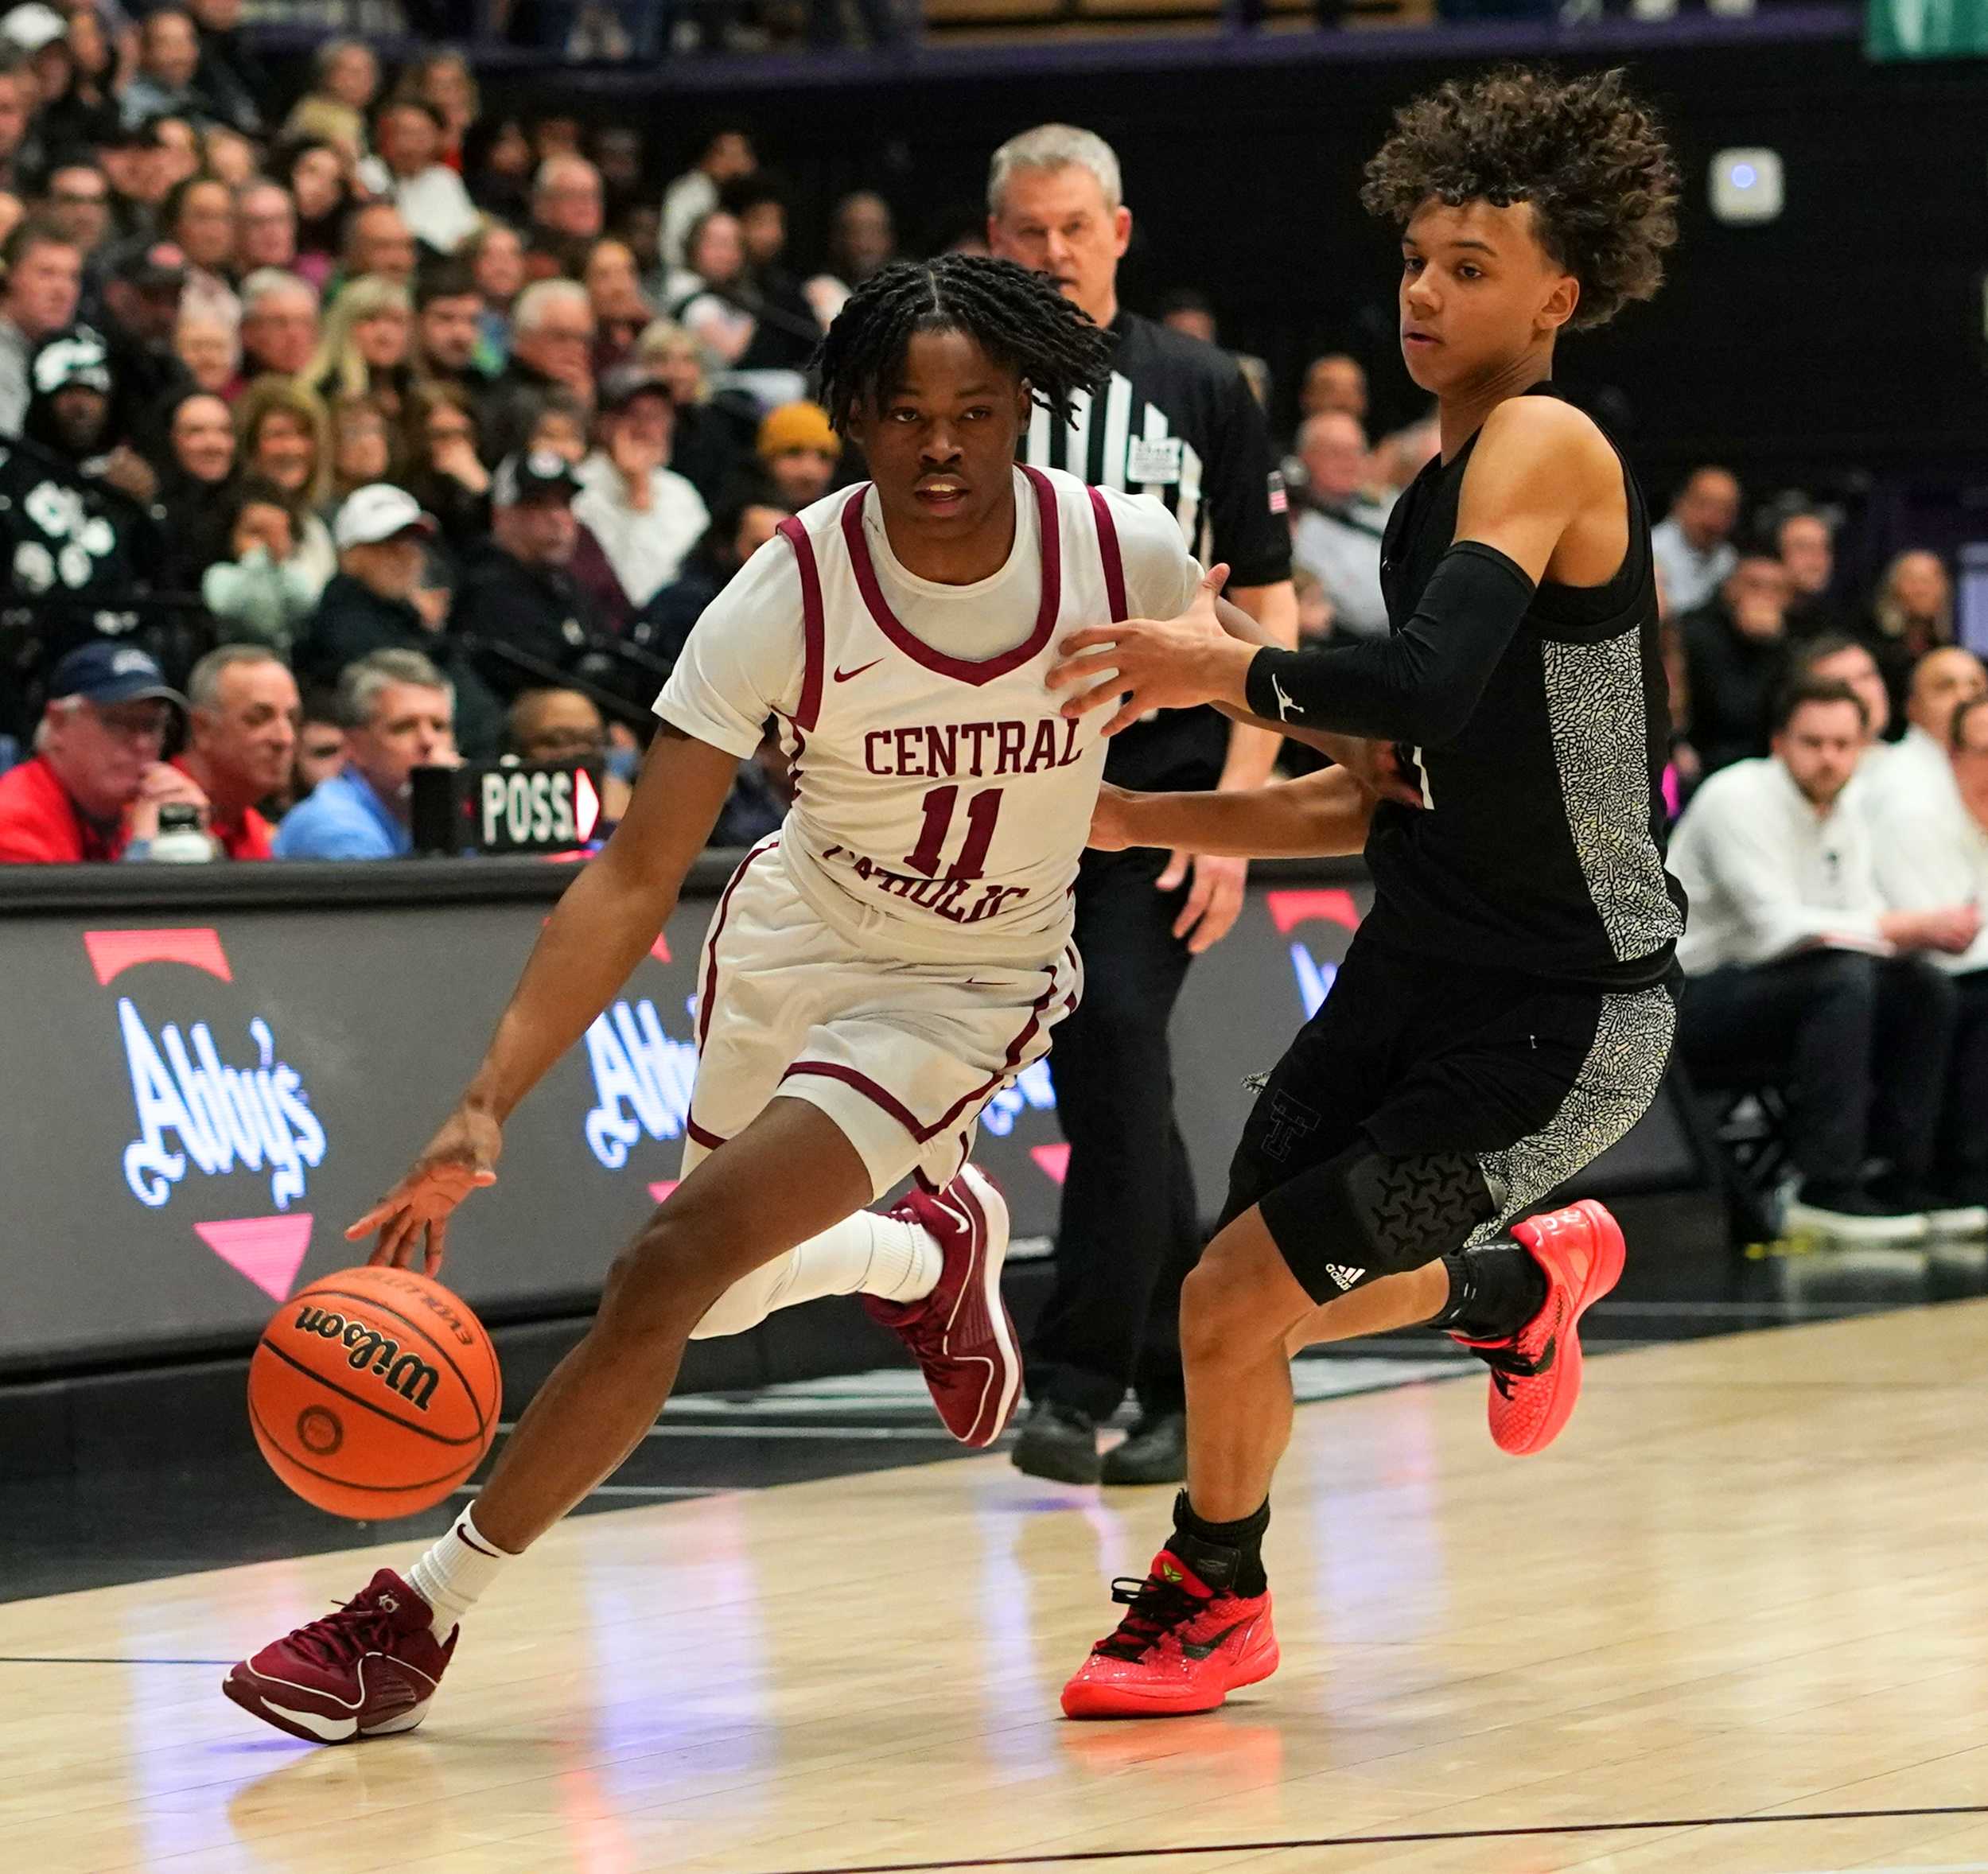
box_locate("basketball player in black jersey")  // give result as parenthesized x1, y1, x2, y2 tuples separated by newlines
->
(1046, 67, 1688, 1717)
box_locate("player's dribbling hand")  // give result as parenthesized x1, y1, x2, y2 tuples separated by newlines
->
(347, 1105, 504, 1277)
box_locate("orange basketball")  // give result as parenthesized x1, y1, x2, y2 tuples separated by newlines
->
(248, 1266, 502, 1520)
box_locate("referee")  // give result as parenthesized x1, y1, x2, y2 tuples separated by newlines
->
(988, 124, 1297, 1487)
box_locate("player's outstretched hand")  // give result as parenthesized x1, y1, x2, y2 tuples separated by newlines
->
(347, 1105, 504, 1277)
(1048, 564, 1250, 736)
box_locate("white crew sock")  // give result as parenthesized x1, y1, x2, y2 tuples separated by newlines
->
(855, 1211, 944, 1304)
(408, 1506, 512, 1641)
(689, 1211, 942, 1340)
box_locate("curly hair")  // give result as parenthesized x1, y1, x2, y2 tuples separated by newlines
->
(814, 255, 1115, 434)
(1361, 67, 1679, 331)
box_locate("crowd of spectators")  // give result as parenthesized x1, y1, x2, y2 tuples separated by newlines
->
(1640, 465, 1988, 1243)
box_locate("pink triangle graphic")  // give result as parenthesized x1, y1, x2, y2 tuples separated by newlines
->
(1029, 1145, 1071, 1186)
(648, 1180, 679, 1204)
(196, 1214, 314, 1301)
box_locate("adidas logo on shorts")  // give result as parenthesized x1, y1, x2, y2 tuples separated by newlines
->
(1324, 1264, 1364, 1292)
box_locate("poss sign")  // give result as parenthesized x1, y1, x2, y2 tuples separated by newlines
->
(411, 760, 603, 856)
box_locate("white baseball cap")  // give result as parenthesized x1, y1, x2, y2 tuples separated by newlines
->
(0, 5, 67, 54)
(333, 484, 436, 551)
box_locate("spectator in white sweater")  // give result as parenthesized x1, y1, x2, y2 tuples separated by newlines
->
(369, 98, 479, 257)
(571, 364, 708, 631)
(1671, 678, 1976, 1242)
(1863, 691, 1988, 1223)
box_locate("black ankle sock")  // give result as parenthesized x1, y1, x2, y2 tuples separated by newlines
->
(1430, 1239, 1549, 1342)
(1170, 1491, 1270, 1598)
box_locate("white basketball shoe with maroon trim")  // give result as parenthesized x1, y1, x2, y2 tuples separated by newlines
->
(863, 1165, 1020, 1447)
(223, 1569, 455, 1744)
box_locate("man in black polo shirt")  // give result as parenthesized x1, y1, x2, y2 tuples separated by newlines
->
(989, 123, 1297, 1486)
(453, 449, 607, 721)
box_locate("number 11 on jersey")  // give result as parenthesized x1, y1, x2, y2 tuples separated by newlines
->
(905, 784, 1005, 880)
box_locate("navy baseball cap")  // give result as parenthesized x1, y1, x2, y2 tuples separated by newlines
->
(47, 642, 187, 710)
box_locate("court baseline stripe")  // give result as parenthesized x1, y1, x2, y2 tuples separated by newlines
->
(0, 1656, 235, 1665)
(746, 1803, 1988, 1874)
(493, 1422, 971, 1442)
(452, 1483, 727, 1499)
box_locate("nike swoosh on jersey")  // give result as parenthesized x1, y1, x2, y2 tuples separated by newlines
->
(834, 659, 883, 683)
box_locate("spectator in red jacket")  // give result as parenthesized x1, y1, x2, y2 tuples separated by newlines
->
(0, 641, 203, 861)
(171, 643, 298, 859)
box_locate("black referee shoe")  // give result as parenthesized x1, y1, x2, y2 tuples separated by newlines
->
(1101, 1411, 1187, 1487)
(1011, 1402, 1100, 1484)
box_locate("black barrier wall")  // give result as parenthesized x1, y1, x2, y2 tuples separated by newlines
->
(0, 856, 1698, 1375)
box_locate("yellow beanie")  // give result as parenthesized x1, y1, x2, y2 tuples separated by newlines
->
(757, 400, 838, 461)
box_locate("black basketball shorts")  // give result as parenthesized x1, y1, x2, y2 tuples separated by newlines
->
(1220, 936, 1678, 1305)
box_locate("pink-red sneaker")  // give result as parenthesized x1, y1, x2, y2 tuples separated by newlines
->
(1062, 1547, 1278, 1718)
(223, 1569, 455, 1744)
(863, 1164, 1019, 1447)
(1452, 1199, 1626, 1456)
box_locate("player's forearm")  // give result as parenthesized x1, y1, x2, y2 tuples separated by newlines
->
(1216, 583, 1297, 791)
(461, 852, 680, 1124)
(1209, 701, 1385, 765)
(1116, 768, 1374, 858)
(1237, 546, 1534, 745)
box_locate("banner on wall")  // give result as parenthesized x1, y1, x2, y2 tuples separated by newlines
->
(0, 869, 1693, 1374)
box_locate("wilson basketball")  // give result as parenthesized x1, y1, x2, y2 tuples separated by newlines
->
(248, 1266, 502, 1521)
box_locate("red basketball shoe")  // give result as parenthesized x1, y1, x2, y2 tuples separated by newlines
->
(1451, 1199, 1626, 1456)
(864, 1164, 1019, 1447)
(223, 1569, 454, 1744)
(1061, 1548, 1278, 1719)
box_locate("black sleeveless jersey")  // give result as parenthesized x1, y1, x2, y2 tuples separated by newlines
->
(1360, 383, 1685, 989)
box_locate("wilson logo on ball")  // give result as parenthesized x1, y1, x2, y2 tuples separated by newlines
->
(294, 1305, 441, 1410)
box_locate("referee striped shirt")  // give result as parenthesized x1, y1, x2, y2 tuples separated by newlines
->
(1020, 308, 1290, 790)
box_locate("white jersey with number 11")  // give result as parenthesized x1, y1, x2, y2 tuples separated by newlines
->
(654, 463, 1204, 968)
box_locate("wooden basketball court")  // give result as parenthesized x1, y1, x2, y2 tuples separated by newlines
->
(10, 1298, 1988, 1874)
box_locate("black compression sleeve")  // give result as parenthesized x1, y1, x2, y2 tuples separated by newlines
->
(1243, 540, 1536, 745)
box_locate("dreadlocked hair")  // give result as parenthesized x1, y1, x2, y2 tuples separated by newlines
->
(814, 255, 1115, 434)
(1361, 66, 1680, 331)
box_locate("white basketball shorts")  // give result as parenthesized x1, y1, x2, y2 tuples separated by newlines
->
(680, 836, 1083, 1197)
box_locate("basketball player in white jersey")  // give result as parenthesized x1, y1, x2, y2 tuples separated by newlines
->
(221, 256, 1224, 1744)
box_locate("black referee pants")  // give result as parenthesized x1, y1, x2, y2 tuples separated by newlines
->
(1025, 847, 1200, 1424)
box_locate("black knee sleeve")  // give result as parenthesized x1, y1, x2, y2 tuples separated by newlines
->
(1257, 1141, 1498, 1305)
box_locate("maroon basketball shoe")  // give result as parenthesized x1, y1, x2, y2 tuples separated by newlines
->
(1450, 1199, 1627, 1456)
(863, 1164, 1019, 1447)
(223, 1569, 455, 1744)
(1062, 1547, 1278, 1718)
